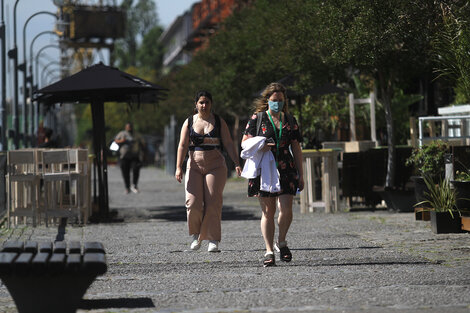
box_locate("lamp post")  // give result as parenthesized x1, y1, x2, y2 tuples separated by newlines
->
(29, 31, 58, 138)
(34, 44, 60, 131)
(21, 11, 57, 147)
(0, 0, 6, 150)
(7, 0, 20, 148)
(30, 32, 57, 87)
(40, 62, 60, 86)
(46, 73, 61, 85)
(34, 44, 60, 90)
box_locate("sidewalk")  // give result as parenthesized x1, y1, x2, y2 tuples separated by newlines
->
(1, 165, 470, 313)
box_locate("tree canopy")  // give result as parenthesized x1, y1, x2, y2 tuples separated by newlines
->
(74, 0, 468, 185)
(155, 0, 446, 186)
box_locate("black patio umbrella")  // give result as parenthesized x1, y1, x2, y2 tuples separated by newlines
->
(35, 62, 167, 219)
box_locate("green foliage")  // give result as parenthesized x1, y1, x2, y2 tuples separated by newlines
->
(455, 170, 470, 182)
(417, 174, 459, 218)
(433, 3, 470, 103)
(104, 0, 447, 162)
(157, 0, 332, 126)
(405, 140, 449, 179)
(113, 0, 159, 68)
(137, 25, 164, 74)
(75, 103, 93, 148)
(298, 93, 349, 147)
(385, 89, 423, 145)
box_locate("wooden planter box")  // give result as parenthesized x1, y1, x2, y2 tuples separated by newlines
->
(461, 216, 470, 232)
(415, 207, 430, 221)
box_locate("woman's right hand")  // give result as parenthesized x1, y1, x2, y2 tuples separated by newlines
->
(261, 143, 275, 152)
(175, 167, 183, 183)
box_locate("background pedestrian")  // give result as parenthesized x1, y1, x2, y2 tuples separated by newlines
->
(114, 122, 146, 194)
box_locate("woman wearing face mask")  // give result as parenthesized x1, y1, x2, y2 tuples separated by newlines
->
(241, 82, 304, 267)
(176, 90, 242, 252)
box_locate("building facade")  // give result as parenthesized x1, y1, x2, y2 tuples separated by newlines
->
(159, 0, 252, 73)
(159, 10, 193, 74)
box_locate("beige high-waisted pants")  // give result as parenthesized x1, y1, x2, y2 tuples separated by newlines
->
(185, 149, 227, 241)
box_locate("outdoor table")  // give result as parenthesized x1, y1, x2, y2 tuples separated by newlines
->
(300, 149, 340, 213)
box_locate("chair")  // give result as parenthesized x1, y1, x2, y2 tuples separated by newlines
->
(68, 149, 90, 224)
(6, 150, 41, 227)
(41, 150, 81, 226)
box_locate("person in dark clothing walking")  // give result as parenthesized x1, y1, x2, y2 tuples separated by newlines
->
(114, 122, 146, 194)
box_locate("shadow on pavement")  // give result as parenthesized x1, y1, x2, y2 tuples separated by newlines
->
(88, 210, 125, 224)
(294, 246, 382, 251)
(147, 205, 258, 221)
(79, 297, 155, 309)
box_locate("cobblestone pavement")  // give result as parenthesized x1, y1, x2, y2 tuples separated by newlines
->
(1, 166, 470, 313)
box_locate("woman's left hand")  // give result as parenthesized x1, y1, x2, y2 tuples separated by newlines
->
(235, 165, 242, 177)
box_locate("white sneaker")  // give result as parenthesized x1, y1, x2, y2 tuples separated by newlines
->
(208, 240, 220, 252)
(190, 234, 201, 251)
(130, 185, 139, 194)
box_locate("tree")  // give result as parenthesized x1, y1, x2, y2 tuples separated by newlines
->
(137, 25, 164, 73)
(113, 0, 159, 68)
(314, 0, 441, 187)
(156, 0, 443, 182)
(433, 2, 470, 103)
(157, 0, 331, 140)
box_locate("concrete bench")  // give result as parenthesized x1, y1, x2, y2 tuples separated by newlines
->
(0, 240, 107, 313)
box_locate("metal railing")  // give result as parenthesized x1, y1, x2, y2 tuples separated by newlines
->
(418, 115, 470, 147)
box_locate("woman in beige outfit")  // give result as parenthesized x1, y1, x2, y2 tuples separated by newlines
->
(175, 91, 242, 252)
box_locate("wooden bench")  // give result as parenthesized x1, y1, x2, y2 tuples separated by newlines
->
(0, 240, 107, 313)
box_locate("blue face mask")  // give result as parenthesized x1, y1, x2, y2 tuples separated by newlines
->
(268, 100, 284, 113)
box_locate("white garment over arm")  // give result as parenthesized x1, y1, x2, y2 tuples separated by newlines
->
(240, 136, 280, 193)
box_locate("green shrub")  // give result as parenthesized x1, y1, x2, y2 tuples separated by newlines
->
(405, 140, 449, 180)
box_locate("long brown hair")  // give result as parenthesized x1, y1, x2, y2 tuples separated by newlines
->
(253, 82, 289, 113)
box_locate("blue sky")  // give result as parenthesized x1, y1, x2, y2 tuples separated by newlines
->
(156, 0, 197, 28)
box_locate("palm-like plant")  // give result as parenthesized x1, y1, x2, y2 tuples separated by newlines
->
(417, 174, 460, 219)
(433, 3, 470, 102)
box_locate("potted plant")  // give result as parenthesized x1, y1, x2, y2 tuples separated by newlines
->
(418, 174, 462, 234)
(406, 140, 450, 220)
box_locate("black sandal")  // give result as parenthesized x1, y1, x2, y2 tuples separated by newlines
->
(279, 246, 292, 262)
(263, 253, 276, 267)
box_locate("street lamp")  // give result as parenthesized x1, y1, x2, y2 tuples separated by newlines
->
(30, 31, 57, 86)
(34, 44, 60, 132)
(0, 0, 7, 150)
(7, 0, 20, 148)
(29, 31, 58, 137)
(34, 44, 60, 90)
(21, 11, 57, 146)
(46, 73, 61, 85)
(40, 61, 60, 86)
